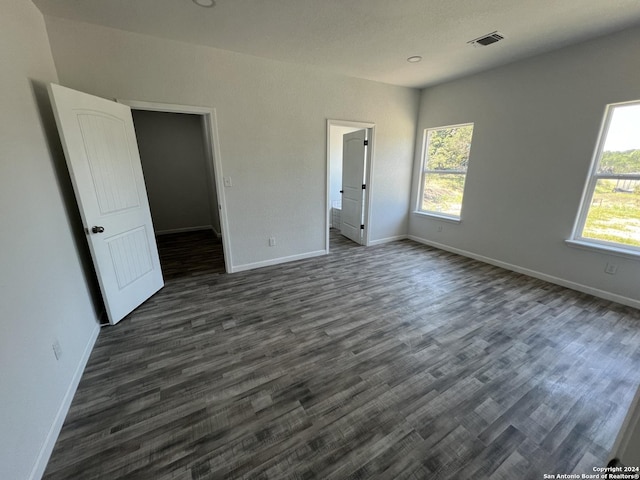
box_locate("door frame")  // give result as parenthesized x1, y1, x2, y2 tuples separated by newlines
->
(326, 119, 376, 252)
(117, 99, 232, 273)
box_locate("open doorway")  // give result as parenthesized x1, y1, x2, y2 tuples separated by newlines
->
(326, 120, 375, 252)
(118, 100, 232, 276)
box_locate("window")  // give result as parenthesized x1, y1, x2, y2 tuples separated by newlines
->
(572, 101, 640, 254)
(417, 123, 474, 219)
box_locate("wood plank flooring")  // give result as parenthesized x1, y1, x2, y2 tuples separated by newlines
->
(43, 230, 640, 479)
(155, 230, 225, 279)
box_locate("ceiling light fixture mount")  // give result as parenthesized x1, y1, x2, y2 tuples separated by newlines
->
(192, 0, 215, 7)
(407, 56, 422, 63)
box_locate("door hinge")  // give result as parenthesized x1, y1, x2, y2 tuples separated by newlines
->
(360, 224, 365, 230)
(362, 184, 366, 190)
(364, 140, 369, 146)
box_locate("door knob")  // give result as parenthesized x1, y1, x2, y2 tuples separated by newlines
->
(91, 226, 105, 234)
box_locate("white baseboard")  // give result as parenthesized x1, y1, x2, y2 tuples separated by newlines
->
(368, 234, 408, 246)
(29, 323, 100, 480)
(408, 235, 640, 310)
(231, 250, 326, 273)
(155, 225, 214, 235)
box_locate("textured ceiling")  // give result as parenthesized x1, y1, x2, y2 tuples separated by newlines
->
(32, 0, 640, 88)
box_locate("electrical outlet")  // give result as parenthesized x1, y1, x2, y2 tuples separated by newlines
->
(437, 225, 443, 232)
(52, 340, 63, 360)
(223, 176, 232, 187)
(269, 236, 276, 247)
(605, 263, 618, 275)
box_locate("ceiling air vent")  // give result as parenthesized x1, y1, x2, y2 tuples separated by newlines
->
(467, 31, 505, 47)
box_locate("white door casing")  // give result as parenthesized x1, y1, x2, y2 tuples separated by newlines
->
(116, 99, 232, 274)
(341, 129, 367, 245)
(48, 84, 164, 325)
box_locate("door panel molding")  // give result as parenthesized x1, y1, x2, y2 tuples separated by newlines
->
(49, 84, 164, 324)
(340, 129, 366, 245)
(326, 119, 376, 252)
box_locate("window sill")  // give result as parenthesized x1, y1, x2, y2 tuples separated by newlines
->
(412, 211, 461, 224)
(565, 239, 640, 261)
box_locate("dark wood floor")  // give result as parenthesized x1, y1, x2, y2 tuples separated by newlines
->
(43, 230, 640, 479)
(155, 230, 225, 280)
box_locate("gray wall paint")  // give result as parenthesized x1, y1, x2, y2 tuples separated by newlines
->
(132, 110, 219, 234)
(43, 16, 420, 269)
(410, 26, 640, 305)
(0, 2, 100, 479)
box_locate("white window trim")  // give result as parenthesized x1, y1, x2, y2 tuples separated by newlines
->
(565, 239, 640, 261)
(416, 122, 474, 220)
(412, 210, 462, 223)
(569, 99, 640, 259)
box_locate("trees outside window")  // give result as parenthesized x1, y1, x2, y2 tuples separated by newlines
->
(572, 101, 640, 252)
(418, 123, 474, 219)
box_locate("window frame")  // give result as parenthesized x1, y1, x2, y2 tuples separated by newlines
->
(569, 100, 640, 257)
(415, 122, 474, 221)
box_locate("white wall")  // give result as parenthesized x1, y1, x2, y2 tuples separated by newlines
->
(329, 125, 361, 211)
(612, 384, 640, 467)
(410, 26, 640, 307)
(0, 2, 100, 479)
(42, 16, 420, 269)
(132, 110, 219, 234)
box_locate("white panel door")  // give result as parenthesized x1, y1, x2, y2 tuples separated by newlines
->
(341, 129, 367, 244)
(48, 84, 164, 325)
